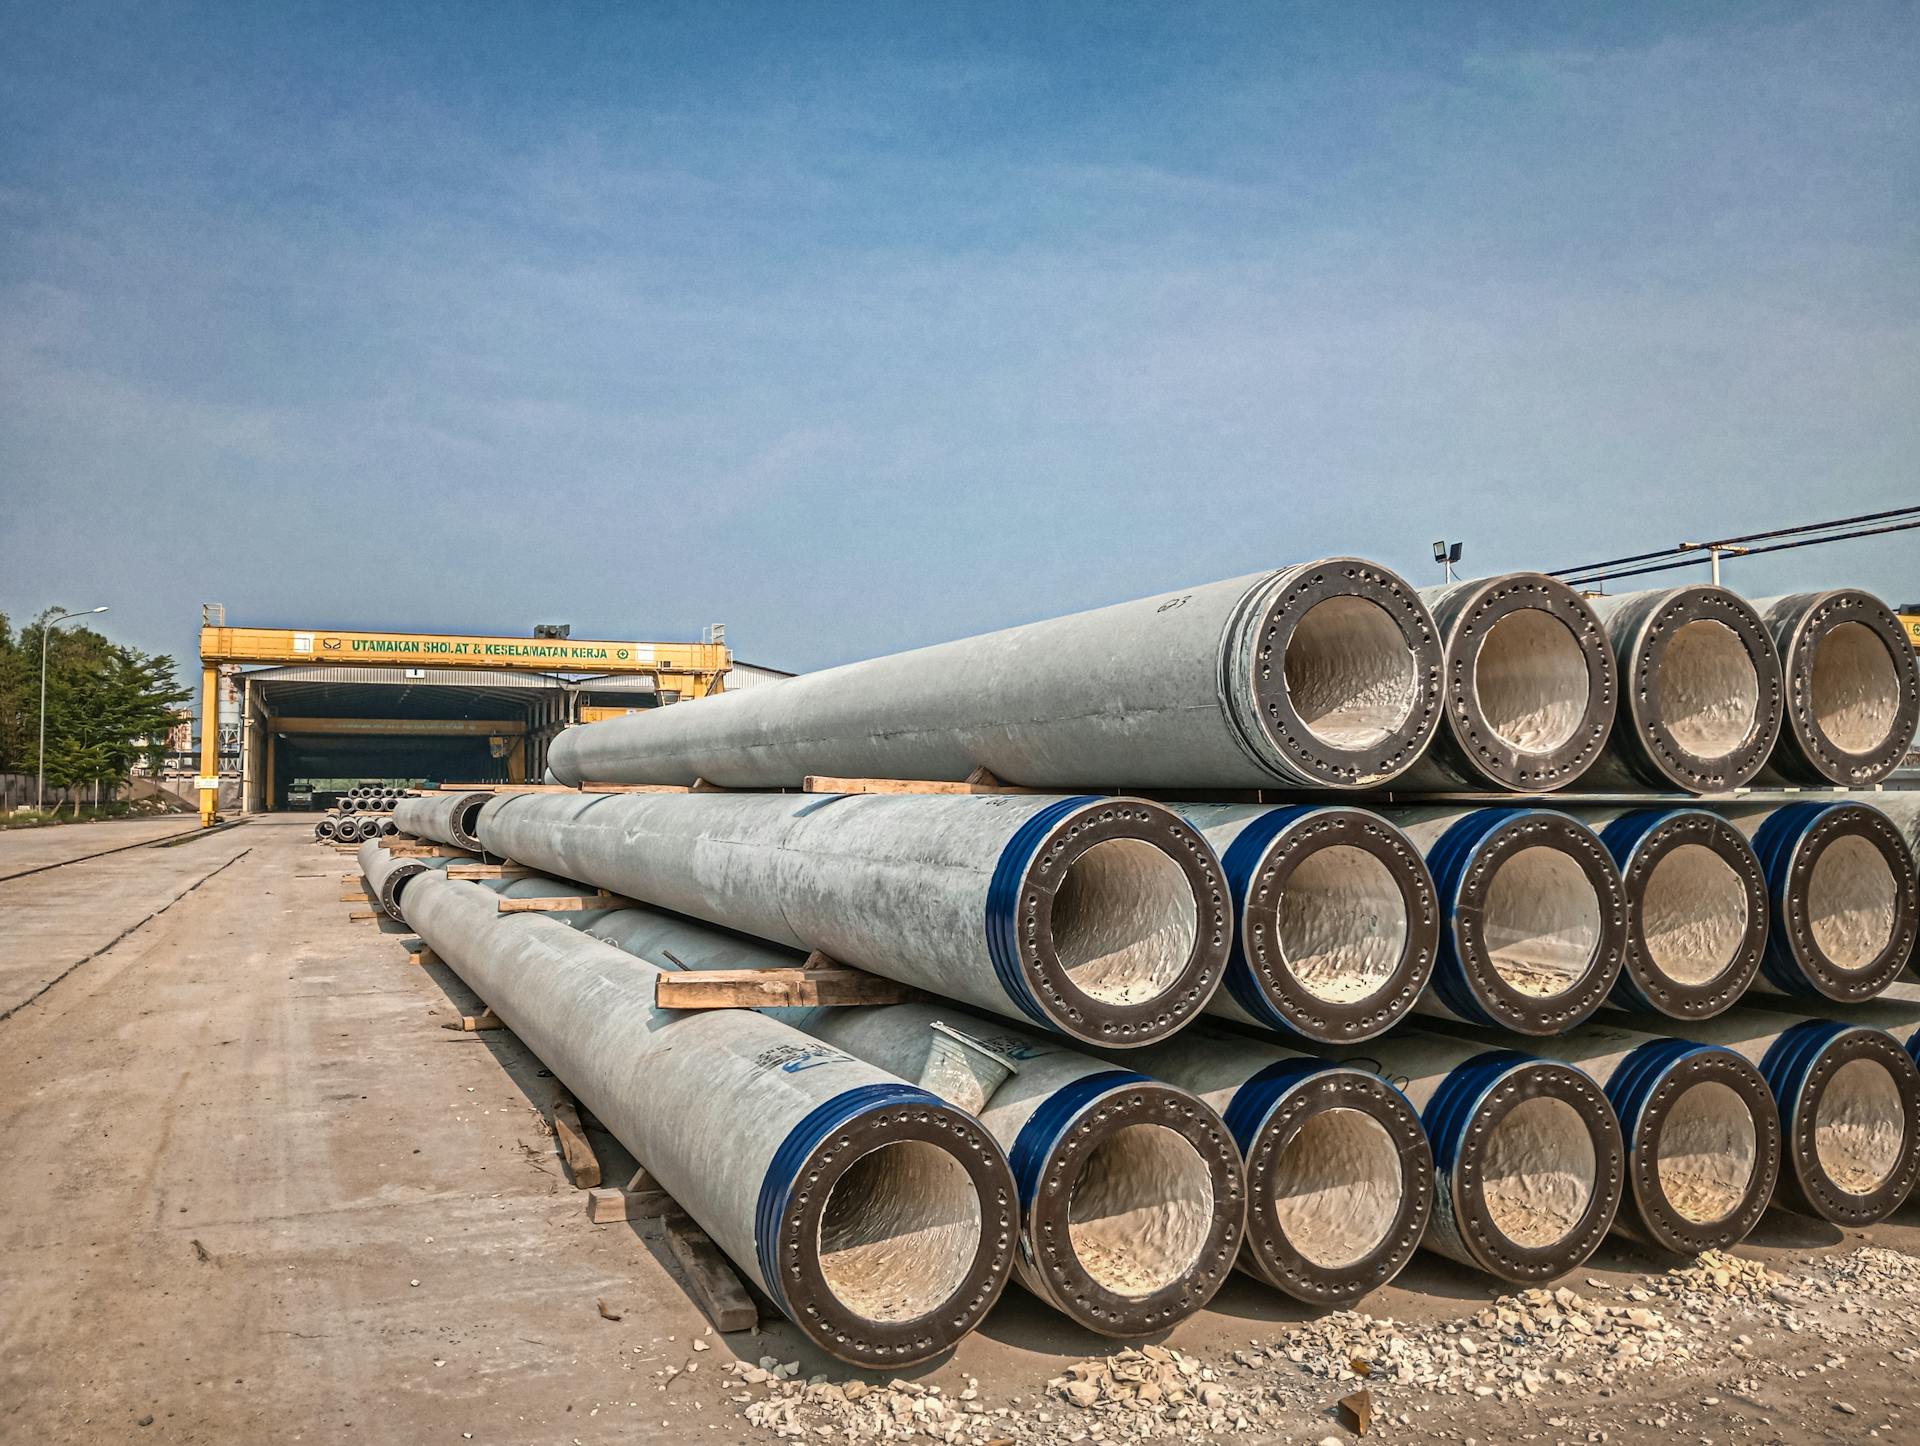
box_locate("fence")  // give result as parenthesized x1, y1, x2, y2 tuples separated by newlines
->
(0, 772, 195, 815)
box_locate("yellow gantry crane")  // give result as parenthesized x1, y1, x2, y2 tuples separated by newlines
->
(195, 613, 729, 825)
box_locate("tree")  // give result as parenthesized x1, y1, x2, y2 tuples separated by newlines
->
(3, 609, 190, 807)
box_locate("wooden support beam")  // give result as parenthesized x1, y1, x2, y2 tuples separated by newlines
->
(385, 844, 471, 859)
(652, 967, 920, 1009)
(446, 863, 531, 880)
(407, 942, 442, 968)
(550, 1096, 601, 1188)
(339, 888, 371, 902)
(666, 1219, 758, 1333)
(440, 1007, 503, 1032)
(585, 1183, 674, 1222)
(347, 909, 382, 923)
(497, 893, 629, 913)
(802, 768, 1044, 796)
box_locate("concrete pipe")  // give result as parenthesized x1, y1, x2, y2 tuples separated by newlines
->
(1434, 1017, 1780, 1255)
(379, 817, 399, 836)
(1174, 803, 1438, 1043)
(313, 817, 337, 842)
(1681, 1004, 1920, 1225)
(399, 876, 1018, 1365)
(1124, 1025, 1431, 1304)
(357, 838, 449, 922)
(545, 560, 1445, 792)
(1329, 1030, 1622, 1281)
(1396, 574, 1617, 792)
(1579, 586, 1783, 793)
(476, 791, 1229, 1047)
(1568, 807, 1768, 1020)
(333, 816, 364, 844)
(1381, 807, 1626, 1035)
(393, 792, 494, 853)
(1753, 590, 1919, 787)
(1713, 802, 1918, 1002)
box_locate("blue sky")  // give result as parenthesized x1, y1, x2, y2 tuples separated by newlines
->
(2, 1, 1915, 674)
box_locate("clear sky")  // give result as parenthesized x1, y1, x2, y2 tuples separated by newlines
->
(2, 1, 1915, 675)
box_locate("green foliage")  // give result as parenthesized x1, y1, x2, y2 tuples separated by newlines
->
(0, 609, 190, 800)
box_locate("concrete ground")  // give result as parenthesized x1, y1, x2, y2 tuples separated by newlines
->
(2, 812, 1918, 1445)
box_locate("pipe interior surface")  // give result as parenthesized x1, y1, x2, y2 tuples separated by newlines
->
(1282, 596, 1420, 751)
(1641, 844, 1749, 986)
(1270, 1107, 1403, 1269)
(1473, 609, 1589, 755)
(1811, 622, 1902, 756)
(1273, 844, 1411, 1005)
(1807, 834, 1898, 973)
(816, 1139, 984, 1323)
(1052, 840, 1200, 1006)
(1655, 1080, 1758, 1225)
(1065, 1123, 1215, 1298)
(1483, 846, 1603, 998)
(1815, 1057, 1906, 1196)
(1481, 1095, 1599, 1250)
(1658, 620, 1761, 757)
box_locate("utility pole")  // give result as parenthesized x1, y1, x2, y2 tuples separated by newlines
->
(37, 606, 108, 812)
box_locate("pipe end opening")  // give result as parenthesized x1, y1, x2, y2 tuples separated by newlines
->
(1066, 1122, 1217, 1299)
(818, 1139, 984, 1323)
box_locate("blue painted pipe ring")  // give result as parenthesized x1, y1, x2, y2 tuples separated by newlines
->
(1233, 1064, 1433, 1302)
(1017, 1077, 1246, 1337)
(1606, 1040, 1781, 1254)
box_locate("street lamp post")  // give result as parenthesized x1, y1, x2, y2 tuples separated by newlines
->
(37, 606, 109, 812)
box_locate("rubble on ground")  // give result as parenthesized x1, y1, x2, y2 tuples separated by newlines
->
(707, 1247, 1920, 1442)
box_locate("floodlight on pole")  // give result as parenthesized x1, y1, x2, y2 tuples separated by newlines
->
(38, 606, 109, 812)
(1432, 539, 1462, 585)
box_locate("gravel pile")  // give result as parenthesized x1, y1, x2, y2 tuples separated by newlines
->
(708, 1247, 1920, 1444)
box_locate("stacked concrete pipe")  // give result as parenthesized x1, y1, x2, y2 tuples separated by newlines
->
(475, 790, 1230, 1047)
(1711, 802, 1918, 1002)
(1325, 1029, 1623, 1282)
(1567, 806, 1769, 1019)
(1578, 586, 1784, 793)
(1429, 1016, 1780, 1254)
(1752, 590, 1919, 787)
(313, 817, 337, 842)
(477, 885, 1246, 1337)
(545, 559, 1446, 792)
(764, 1002, 1247, 1338)
(1379, 807, 1627, 1035)
(393, 791, 494, 852)
(399, 874, 1019, 1365)
(1678, 1004, 1920, 1224)
(496, 873, 1435, 1310)
(1174, 803, 1439, 1043)
(1396, 574, 1617, 792)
